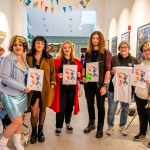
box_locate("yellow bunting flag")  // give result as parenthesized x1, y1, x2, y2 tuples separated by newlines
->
(36, 2, 38, 8)
(51, 7, 54, 13)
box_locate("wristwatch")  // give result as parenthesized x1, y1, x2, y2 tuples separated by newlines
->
(102, 83, 107, 88)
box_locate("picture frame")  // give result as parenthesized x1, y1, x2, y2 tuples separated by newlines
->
(121, 31, 130, 42)
(105, 40, 109, 50)
(111, 36, 117, 56)
(136, 23, 150, 60)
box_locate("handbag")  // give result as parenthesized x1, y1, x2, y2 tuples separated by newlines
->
(145, 85, 150, 120)
(78, 84, 83, 97)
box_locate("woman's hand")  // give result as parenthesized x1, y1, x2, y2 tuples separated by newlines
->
(145, 80, 150, 85)
(100, 87, 106, 96)
(82, 77, 87, 83)
(51, 85, 54, 89)
(77, 72, 81, 78)
(111, 67, 116, 75)
(58, 73, 63, 79)
(23, 87, 31, 93)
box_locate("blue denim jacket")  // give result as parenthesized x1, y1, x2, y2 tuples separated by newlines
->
(0, 52, 29, 96)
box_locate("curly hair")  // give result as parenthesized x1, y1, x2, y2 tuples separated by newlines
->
(87, 31, 106, 54)
(28, 36, 50, 58)
(8, 35, 29, 52)
(57, 40, 75, 60)
(140, 41, 150, 53)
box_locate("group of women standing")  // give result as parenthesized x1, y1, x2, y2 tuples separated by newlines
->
(0, 30, 150, 150)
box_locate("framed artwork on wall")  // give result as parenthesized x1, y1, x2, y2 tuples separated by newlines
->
(111, 36, 117, 56)
(121, 31, 130, 42)
(136, 23, 150, 60)
(105, 40, 109, 50)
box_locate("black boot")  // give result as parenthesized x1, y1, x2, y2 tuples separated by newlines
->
(96, 126, 103, 138)
(30, 126, 37, 144)
(84, 120, 95, 133)
(38, 125, 45, 142)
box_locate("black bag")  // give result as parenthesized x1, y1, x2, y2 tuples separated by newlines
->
(2, 114, 11, 127)
(146, 108, 150, 120)
(128, 109, 136, 116)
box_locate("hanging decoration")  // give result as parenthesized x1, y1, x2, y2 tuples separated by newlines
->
(20, 0, 91, 13)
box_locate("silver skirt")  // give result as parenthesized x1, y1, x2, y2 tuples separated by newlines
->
(0, 92, 27, 119)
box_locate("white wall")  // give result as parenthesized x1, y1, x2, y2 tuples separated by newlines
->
(0, 0, 12, 55)
(104, 0, 150, 57)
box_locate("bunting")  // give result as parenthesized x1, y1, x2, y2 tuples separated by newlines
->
(20, 0, 91, 13)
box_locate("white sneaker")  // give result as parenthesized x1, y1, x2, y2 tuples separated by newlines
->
(106, 126, 113, 135)
(119, 126, 127, 136)
(0, 145, 10, 150)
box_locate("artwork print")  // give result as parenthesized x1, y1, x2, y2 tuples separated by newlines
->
(27, 68, 44, 91)
(62, 65, 77, 85)
(86, 62, 99, 82)
(111, 36, 117, 56)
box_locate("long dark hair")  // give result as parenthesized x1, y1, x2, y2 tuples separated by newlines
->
(28, 36, 51, 58)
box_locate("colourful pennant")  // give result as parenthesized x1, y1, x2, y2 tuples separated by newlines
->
(56, 0, 59, 5)
(33, 2, 36, 8)
(41, 1, 43, 8)
(36, 2, 38, 8)
(45, 6, 48, 12)
(69, 6, 72, 11)
(79, 1, 84, 7)
(63, 7, 66, 13)
(50, 0, 53, 5)
(51, 7, 54, 13)
(25, 0, 31, 6)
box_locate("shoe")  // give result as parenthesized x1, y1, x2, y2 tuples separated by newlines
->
(106, 125, 113, 135)
(38, 125, 45, 142)
(0, 145, 10, 150)
(30, 126, 37, 144)
(55, 128, 61, 136)
(133, 133, 145, 141)
(13, 134, 24, 150)
(84, 120, 95, 133)
(96, 129, 103, 138)
(66, 124, 73, 133)
(0, 136, 9, 150)
(119, 126, 127, 136)
(147, 142, 150, 148)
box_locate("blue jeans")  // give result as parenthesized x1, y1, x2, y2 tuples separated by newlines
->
(107, 92, 129, 126)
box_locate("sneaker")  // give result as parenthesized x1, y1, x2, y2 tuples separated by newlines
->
(66, 124, 73, 133)
(147, 142, 150, 148)
(55, 128, 61, 136)
(0, 145, 10, 150)
(119, 126, 127, 136)
(106, 125, 113, 135)
(133, 133, 145, 141)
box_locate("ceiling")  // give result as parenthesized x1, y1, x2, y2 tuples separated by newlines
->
(27, 0, 97, 37)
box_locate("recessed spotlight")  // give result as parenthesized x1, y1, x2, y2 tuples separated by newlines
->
(42, 17, 46, 20)
(43, 24, 46, 27)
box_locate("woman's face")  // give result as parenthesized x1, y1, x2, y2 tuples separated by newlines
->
(35, 40, 45, 53)
(92, 34, 99, 46)
(13, 40, 24, 56)
(63, 43, 72, 56)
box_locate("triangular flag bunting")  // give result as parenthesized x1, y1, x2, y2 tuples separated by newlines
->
(56, 0, 59, 5)
(85, 0, 89, 5)
(51, 7, 54, 13)
(63, 7, 66, 13)
(45, 6, 48, 12)
(79, 1, 84, 7)
(69, 6, 72, 11)
(82, 0, 85, 6)
(33, 2, 36, 8)
(75, 3, 79, 9)
(50, 0, 53, 5)
(41, 1, 43, 8)
(25, 0, 31, 6)
(36, 2, 38, 8)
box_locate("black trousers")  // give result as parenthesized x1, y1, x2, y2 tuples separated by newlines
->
(84, 83, 105, 129)
(56, 85, 76, 128)
(135, 94, 150, 135)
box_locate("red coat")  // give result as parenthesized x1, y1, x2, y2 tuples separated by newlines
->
(50, 58, 82, 115)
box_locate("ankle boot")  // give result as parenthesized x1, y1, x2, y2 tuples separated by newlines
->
(96, 126, 103, 138)
(13, 134, 24, 150)
(0, 136, 9, 150)
(38, 125, 45, 142)
(84, 120, 95, 133)
(30, 126, 37, 144)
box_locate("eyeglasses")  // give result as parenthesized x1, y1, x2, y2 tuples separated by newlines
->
(120, 47, 128, 49)
(143, 49, 150, 53)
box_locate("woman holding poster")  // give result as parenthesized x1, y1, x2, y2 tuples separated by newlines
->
(50, 40, 82, 136)
(0, 35, 31, 150)
(82, 31, 112, 138)
(26, 36, 56, 144)
(133, 41, 150, 148)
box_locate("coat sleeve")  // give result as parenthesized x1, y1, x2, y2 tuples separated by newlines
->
(50, 57, 56, 85)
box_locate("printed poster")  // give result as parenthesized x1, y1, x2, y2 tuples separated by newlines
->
(62, 65, 77, 85)
(132, 65, 149, 88)
(27, 68, 44, 91)
(86, 62, 99, 82)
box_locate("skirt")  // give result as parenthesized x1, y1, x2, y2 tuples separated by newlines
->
(0, 92, 28, 119)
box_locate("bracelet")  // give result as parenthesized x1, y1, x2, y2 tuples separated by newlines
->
(102, 83, 107, 87)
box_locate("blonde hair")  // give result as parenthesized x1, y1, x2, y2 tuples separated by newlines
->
(140, 41, 150, 53)
(57, 40, 75, 60)
(9, 35, 29, 52)
(87, 31, 106, 54)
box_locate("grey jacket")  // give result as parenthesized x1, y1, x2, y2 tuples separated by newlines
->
(0, 52, 29, 96)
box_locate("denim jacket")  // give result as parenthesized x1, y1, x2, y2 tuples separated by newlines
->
(0, 52, 29, 96)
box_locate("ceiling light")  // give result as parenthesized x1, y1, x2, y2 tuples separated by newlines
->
(42, 17, 46, 20)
